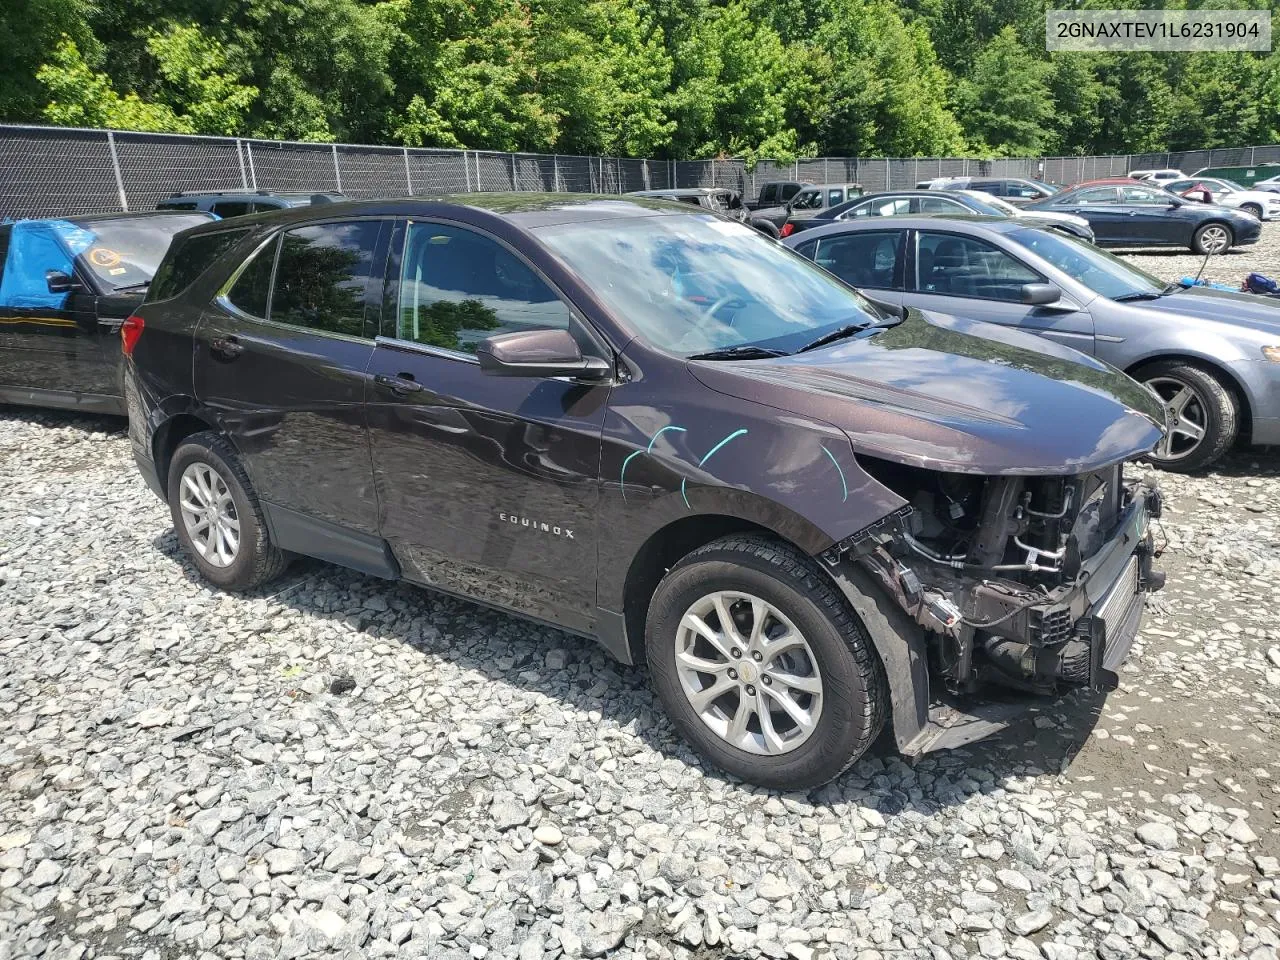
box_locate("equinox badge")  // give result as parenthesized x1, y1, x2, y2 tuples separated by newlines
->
(499, 512, 575, 539)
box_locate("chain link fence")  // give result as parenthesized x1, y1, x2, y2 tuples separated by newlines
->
(4, 123, 1280, 219)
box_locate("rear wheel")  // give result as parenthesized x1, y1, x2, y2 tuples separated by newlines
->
(167, 431, 290, 589)
(1136, 361, 1237, 472)
(645, 535, 887, 789)
(1192, 221, 1233, 255)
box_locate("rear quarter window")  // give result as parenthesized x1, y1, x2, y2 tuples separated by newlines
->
(148, 228, 250, 302)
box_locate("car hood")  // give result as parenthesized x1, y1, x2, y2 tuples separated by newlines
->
(689, 310, 1164, 475)
(1017, 210, 1089, 229)
(1132, 286, 1280, 334)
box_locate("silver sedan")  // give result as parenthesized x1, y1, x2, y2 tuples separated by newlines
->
(785, 215, 1280, 471)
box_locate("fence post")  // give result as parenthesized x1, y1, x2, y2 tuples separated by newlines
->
(464, 150, 472, 192)
(245, 141, 258, 189)
(672, 159, 676, 188)
(1251, 145, 1257, 165)
(403, 148, 413, 196)
(236, 139, 248, 190)
(885, 157, 891, 190)
(332, 143, 342, 193)
(104, 130, 129, 211)
(510, 152, 517, 191)
(793, 160, 799, 181)
(553, 155, 560, 192)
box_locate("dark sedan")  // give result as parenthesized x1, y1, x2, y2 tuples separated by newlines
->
(0, 211, 213, 413)
(1024, 180, 1261, 254)
(782, 189, 1094, 241)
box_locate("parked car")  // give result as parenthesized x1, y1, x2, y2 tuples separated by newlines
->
(1024, 179, 1261, 254)
(1164, 176, 1280, 220)
(157, 189, 345, 218)
(755, 182, 863, 230)
(1127, 169, 1184, 184)
(627, 188, 781, 237)
(1192, 165, 1280, 189)
(746, 180, 809, 211)
(927, 177, 1058, 204)
(0, 211, 213, 414)
(1253, 173, 1280, 194)
(786, 216, 1280, 471)
(785, 190, 1095, 242)
(124, 195, 1165, 788)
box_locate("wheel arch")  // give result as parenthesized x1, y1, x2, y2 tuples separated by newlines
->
(152, 410, 218, 486)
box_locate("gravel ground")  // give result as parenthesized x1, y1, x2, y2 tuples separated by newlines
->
(2, 233, 1280, 960)
(1113, 217, 1280, 286)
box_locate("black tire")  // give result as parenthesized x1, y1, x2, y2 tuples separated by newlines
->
(751, 218, 781, 239)
(1241, 203, 1263, 219)
(1191, 221, 1233, 255)
(1134, 360, 1237, 473)
(166, 431, 290, 590)
(645, 534, 887, 790)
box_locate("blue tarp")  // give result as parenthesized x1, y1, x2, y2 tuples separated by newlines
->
(0, 220, 98, 309)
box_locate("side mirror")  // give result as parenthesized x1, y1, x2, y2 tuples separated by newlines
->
(477, 328, 611, 381)
(1020, 283, 1063, 306)
(46, 270, 80, 294)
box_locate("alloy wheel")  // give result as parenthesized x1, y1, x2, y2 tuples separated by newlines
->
(1145, 376, 1208, 462)
(1198, 224, 1230, 253)
(674, 590, 823, 755)
(178, 462, 240, 567)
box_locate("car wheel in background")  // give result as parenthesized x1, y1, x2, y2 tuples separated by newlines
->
(1241, 203, 1263, 219)
(167, 431, 290, 589)
(1136, 361, 1237, 472)
(645, 534, 887, 789)
(751, 218, 781, 239)
(1191, 222, 1233, 255)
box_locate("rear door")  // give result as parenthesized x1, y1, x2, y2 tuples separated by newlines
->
(903, 229, 1095, 351)
(194, 217, 390, 561)
(0, 221, 110, 404)
(796, 229, 906, 306)
(364, 219, 608, 631)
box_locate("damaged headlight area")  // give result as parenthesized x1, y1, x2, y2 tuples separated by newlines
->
(822, 457, 1165, 696)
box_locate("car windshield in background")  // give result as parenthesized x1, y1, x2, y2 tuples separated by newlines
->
(72, 215, 210, 289)
(1009, 227, 1164, 300)
(973, 195, 1019, 215)
(1029, 180, 1059, 194)
(537, 214, 881, 356)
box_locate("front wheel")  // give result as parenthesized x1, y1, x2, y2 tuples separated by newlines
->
(1192, 221, 1233, 255)
(1137, 361, 1238, 472)
(645, 535, 887, 789)
(1241, 203, 1263, 219)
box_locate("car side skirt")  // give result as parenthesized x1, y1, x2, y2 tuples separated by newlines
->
(0, 386, 126, 416)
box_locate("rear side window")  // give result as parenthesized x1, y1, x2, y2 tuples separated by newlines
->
(270, 221, 382, 338)
(211, 201, 252, 218)
(813, 231, 903, 290)
(226, 238, 276, 318)
(149, 228, 250, 302)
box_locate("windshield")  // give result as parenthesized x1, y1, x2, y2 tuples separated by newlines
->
(537, 214, 882, 356)
(965, 193, 1017, 215)
(71, 215, 210, 289)
(1009, 227, 1164, 300)
(1028, 180, 1059, 194)
(1218, 179, 1246, 191)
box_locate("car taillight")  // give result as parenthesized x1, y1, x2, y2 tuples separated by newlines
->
(779, 223, 795, 238)
(121, 315, 144, 356)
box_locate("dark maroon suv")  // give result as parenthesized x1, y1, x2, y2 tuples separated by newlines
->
(123, 194, 1166, 788)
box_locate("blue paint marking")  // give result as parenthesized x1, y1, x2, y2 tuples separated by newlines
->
(683, 428, 748, 510)
(619, 425, 687, 503)
(821, 444, 848, 503)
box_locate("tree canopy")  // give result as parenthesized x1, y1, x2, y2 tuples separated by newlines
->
(3, 0, 1278, 160)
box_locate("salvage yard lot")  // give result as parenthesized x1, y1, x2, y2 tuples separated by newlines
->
(2, 228, 1280, 960)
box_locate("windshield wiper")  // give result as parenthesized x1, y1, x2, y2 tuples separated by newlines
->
(687, 345, 789, 361)
(111, 281, 151, 292)
(1112, 290, 1164, 302)
(796, 322, 867, 354)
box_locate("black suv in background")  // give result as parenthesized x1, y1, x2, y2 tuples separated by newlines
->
(746, 180, 809, 210)
(124, 195, 1165, 788)
(156, 189, 345, 219)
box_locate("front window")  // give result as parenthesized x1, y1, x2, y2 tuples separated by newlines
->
(1069, 187, 1120, 205)
(916, 231, 1041, 301)
(396, 222, 571, 354)
(537, 214, 882, 356)
(70, 215, 210, 290)
(1008, 227, 1164, 300)
(1120, 185, 1173, 205)
(791, 190, 822, 210)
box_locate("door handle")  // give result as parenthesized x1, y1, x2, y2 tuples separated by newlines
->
(374, 373, 424, 395)
(210, 335, 244, 359)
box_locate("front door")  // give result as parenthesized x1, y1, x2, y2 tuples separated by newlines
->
(1116, 184, 1184, 244)
(904, 229, 1095, 352)
(365, 219, 608, 632)
(0, 222, 114, 403)
(193, 218, 388, 548)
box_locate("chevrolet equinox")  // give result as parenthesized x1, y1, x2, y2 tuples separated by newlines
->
(123, 195, 1166, 789)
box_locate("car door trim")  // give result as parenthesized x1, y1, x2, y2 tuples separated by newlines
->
(260, 501, 400, 579)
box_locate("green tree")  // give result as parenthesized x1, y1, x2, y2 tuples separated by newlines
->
(37, 37, 191, 132)
(957, 26, 1055, 155)
(0, 0, 97, 122)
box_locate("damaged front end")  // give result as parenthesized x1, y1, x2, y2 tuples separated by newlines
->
(822, 458, 1164, 755)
